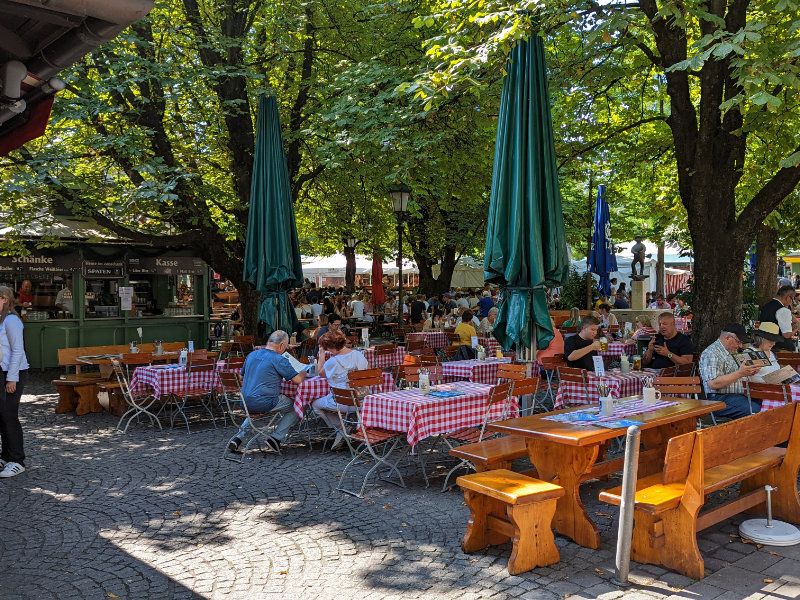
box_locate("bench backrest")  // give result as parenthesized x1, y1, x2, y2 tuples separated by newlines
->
(57, 342, 184, 367)
(699, 403, 797, 470)
(661, 403, 799, 485)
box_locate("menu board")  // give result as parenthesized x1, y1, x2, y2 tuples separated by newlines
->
(83, 259, 125, 278)
(127, 256, 205, 276)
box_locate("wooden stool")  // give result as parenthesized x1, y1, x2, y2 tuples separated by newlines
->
(457, 469, 564, 574)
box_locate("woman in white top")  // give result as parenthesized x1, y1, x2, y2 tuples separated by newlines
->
(746, 322, 783, 383)
(312, 329, 369, 449)
(0, 285, 29, 478)
(478, 306, 499, 335)
(598, 304, 618, 329)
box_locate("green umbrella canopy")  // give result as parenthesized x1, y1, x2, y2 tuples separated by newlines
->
(483, 36, 570, 351)
(243, 94, 303, 335)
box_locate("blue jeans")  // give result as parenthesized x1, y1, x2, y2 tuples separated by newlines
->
(236, 394, 298, 442)
(708, 393, 759, 420)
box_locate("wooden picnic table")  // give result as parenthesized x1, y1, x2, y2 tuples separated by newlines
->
(487, 398, 725, 549)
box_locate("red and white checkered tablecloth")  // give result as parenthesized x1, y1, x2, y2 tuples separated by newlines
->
(441, 358, 512, 385)
(405, 331, 501, 355)
(760, 383, 799, 412)
(361, 381, 519, 446)
(130, 365, 223, 398)
(406, 331, 448, 349)
(321, 347, 407, 369)
(675, 317, 690, 333)
(599, 340, 636, 358)
(282, 372, 395, 418)
(554, 369, 656, 408)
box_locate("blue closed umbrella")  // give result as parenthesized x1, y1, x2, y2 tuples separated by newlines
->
(587, 185, 617, 297)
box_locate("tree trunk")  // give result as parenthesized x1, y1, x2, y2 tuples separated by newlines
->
(755, 225, 778, 306)
(656, 241, 665, 297)
(689, 234, 745, 349)
(344, 245, 356, 293)
(585, 171, 594, 310)
(238, 283, 262, 340)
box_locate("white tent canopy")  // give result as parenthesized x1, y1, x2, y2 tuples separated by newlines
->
(571, 255, 659, 293)
(432, 256, 484, 289)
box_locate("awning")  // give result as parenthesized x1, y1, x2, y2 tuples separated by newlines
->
(0, 96, 54, 157)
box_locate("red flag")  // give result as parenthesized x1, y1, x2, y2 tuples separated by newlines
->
(0, 95, 55, 157)
(371, 253, 386, 306)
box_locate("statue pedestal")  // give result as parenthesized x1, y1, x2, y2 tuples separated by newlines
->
(631, 279, 647, 310)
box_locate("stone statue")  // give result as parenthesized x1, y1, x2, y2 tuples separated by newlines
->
(630, 238, 649, 280)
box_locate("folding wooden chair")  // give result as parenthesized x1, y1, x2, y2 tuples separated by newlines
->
(402, 365, 444, 385)
(418, 352, 439, 367)
(219, 371, 282, 462)
(442, 381, 514, 490)
(511, 376, 541, 415)
(746, 381, 788, 411)
(120, 352, 153, 381)
(652, 376, 702, 398)
(538, 354, 565, 407)
(112, 359, 160, 433)
(557, 366, 588, 405)
(674, 362, 695, 377)
(496, 363, 527, 383)
(171, 356, 219, 433)
(446, 332, 462, 345)
(659, 366, 678, 377)
(332, 387, 407, 498)
(406, 338, 426, 354)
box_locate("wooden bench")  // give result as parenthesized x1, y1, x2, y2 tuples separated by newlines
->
(53, 342, 184, 415)
(449, 436, 529, 472)
(457, 469, 564, 574)
(599, 403, 800, 579)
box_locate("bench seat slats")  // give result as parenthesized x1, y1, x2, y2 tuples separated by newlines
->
(457, 469, 563, 505)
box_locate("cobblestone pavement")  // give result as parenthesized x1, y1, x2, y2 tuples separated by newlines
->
(1, 372, 799, 600)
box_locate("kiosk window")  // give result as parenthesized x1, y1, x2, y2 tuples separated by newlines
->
(85, 279, 120, 318)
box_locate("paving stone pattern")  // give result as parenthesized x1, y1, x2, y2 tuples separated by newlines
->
(1, 372, 799, 600)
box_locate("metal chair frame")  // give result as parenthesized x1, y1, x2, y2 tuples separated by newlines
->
(441, 381, 515, 491)
(112, 359, 161, 433)
(332, 386, 407, 498)
(171, 357, 219, 433)
(219, 371, 282, 462)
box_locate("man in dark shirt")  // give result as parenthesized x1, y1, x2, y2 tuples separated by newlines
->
(613, 291, 630, 309)
(564, 315, 602, 371)
(410, 295, 427, 324)
(643, 312, 695, 370)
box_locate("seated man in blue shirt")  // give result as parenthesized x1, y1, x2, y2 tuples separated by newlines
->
(228, 330, 306, 453)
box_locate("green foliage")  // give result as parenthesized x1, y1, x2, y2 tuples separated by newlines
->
(556, 268, 592, 310)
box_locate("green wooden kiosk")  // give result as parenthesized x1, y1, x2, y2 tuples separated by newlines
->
(2, 243, 210, 369)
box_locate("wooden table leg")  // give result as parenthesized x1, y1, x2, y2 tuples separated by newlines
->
(54, 386, 78, 413)
(527, 438, 601, 548)
(75, 384, 102, 416)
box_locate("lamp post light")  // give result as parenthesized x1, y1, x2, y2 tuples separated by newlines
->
(344, 235, 358, 293)
(389, 184, 411, 321)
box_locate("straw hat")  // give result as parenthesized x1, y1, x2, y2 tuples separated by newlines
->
(753, 321, 784, 343)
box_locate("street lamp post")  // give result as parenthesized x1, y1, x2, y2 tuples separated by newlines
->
(389, 184, 411, 322)
(344, 235, 357, 293)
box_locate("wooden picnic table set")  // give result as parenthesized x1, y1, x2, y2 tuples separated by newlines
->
(452, 395, 800, 579)
(49, 340, 800, 581)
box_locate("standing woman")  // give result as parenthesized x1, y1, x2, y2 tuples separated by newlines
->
(0, 285, 29, 478)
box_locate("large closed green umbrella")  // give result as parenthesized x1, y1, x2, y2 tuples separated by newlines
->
(243, 94, 304, 335)
(484, 37, 570, 352)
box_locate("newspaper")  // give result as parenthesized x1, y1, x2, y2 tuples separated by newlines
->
(762, 365, 800, 385)
(282, 352, 314, 375)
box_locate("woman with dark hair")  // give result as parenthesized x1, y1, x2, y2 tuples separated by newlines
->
(0, 285, 29, 478)
(312, 330, 368, 449)
(423, 308, 444, 331)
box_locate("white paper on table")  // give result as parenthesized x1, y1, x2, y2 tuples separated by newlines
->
(624, 321, 633, 336)
(188, 340, 195, 352)
(471, 336, 479, 348)
(361, 327, 369, 340)
(593, 356, 606, 376)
